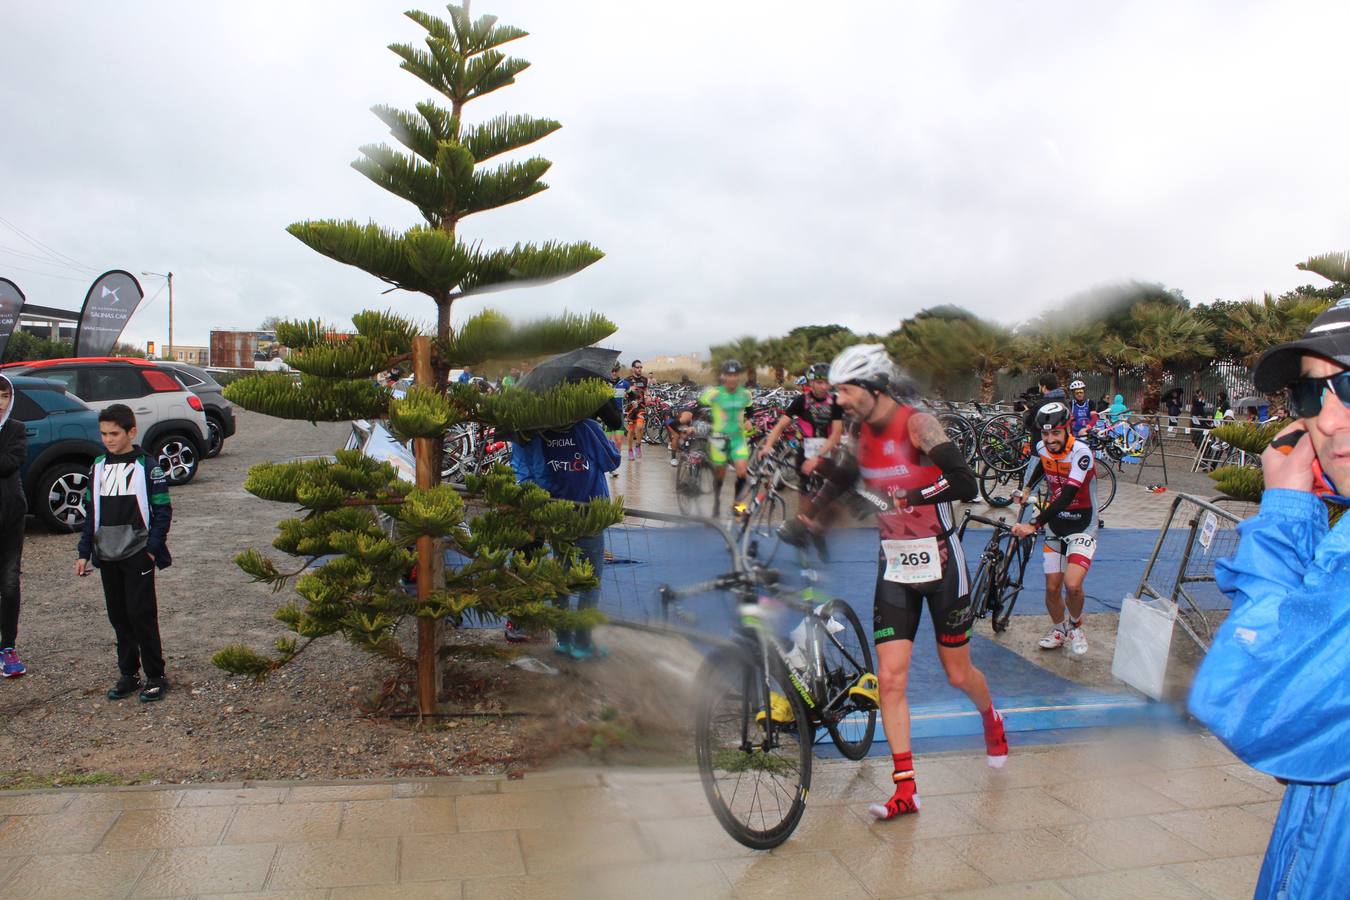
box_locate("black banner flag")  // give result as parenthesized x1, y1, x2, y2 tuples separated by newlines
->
(73, 270, 144, 357)
(0, 278, 22, 361)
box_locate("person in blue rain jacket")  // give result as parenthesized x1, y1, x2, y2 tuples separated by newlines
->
(1189, 300, 1350, 899)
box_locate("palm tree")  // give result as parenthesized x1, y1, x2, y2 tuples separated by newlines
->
(1102, 303, 1213, 410)
(759, 335, 807, 386)
(1019, 320, 1106, 389)
(710, 336, 764, 386)
(1296, 251, 1350, 287)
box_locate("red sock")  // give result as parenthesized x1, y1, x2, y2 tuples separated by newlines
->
(980, 705, 1001, 733)
(892, 751, 914, 775)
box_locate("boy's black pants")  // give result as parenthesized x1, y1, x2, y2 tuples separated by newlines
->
(0, 522, 21, 649)
(100, 554, 165, 680)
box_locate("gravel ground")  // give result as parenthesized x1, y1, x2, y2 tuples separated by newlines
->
(0, 411, 689, 787)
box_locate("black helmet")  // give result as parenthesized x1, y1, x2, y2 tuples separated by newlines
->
(805, 362, 830, 381)
(720, 359, 743, 375)
(1035, 401, 1070, 431)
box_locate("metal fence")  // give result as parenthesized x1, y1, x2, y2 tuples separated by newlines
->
(1133, 493, 1247, 650)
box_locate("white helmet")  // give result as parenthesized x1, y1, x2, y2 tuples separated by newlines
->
(827, 343, 896, 391)
(1069, 379, 1086, 391)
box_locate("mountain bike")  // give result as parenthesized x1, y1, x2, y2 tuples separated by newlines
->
(959, 508, 1036, 633)
(659, 557, 877, 849)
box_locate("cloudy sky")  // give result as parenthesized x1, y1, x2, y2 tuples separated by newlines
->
(2, 0, 1347, 359)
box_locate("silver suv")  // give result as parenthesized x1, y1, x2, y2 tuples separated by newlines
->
(0, 357, 209, 484)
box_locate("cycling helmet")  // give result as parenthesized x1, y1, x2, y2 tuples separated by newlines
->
(1069, 379, 1086, 392)
(827, 344, 896, 392)
(795, 375, 808, 386)
(806, 362, 830, 382)
(1035, 401, 1070, 431)
(720, 359, 743, 375)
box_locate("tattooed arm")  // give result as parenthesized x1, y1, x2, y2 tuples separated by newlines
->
(903, 411, 978, 505)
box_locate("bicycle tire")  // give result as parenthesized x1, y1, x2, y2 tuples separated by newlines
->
(695, 645, 811, 850)
(815, 599, 877, 760)
(938, 412, 978, 466)
(676, 455, 716, 517)
(1094, 459, 1117, 513)
(743, 492, 787, 565)
(977, 464, 1020, 508)
(968, 548, 997, 620)
(978, 412, 1031, 474)
(992, 534, 1035, 633)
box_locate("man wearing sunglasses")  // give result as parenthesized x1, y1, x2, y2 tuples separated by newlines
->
(1188, 299, 1350, 899)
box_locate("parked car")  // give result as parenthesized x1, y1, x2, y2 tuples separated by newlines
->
(155, 361, 236, 457)
(9, 375, 103, 531)
(0, 357, 209, 485)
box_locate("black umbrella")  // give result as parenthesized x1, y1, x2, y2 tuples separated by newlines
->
(515, 346, 620, 393)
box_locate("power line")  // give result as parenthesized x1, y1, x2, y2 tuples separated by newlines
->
(0, 244, 96, 274)
(0, 215, 90, 270)
(0, 262, 91, 284)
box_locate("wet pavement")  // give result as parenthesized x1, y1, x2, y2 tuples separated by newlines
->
(0, 729, 1274, 898)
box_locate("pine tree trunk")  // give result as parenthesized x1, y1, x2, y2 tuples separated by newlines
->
(412, 336, 439, 716)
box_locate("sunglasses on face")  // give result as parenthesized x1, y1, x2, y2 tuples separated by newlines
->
(1288, 371, 1350, 417)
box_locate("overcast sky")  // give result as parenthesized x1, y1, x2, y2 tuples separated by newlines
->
(2, 1, 1347, 359)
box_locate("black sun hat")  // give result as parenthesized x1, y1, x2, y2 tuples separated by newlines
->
(1252, 298, 1350, 392)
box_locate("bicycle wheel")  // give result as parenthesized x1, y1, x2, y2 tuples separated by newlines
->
(695, 644, 812, 850)
(967, 548, 997, 620)
(938, 412, 978, 466)
(978, 413, 1031, 474)
(992, 535, 1035, 633)
(813, 600, 877, 760)
(1094, 459, 1117, 513)
(743, 492, 787, 565)
(676, 453, 716, 517)
(978, 464, 1020, 508)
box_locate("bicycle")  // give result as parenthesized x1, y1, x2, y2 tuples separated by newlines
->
(960, 508, 1037, 633)
(673, 422, 717, 517)
(659, 552, 878, 849)
(978, 453, 1116, 514)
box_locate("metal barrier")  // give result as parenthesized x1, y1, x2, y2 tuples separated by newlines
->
(1133, 493, 1247, 650)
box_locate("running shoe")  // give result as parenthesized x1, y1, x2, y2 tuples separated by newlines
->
(107, 675, 142, 701)
(669, 457, 678, 467)
(636, 445, 642, 459)
(0, 648, 26, 678)
(1038, 627, 1067, 650)
(628, 449, 635, 461)
(139, 678, 169, 703)
(1069, 627, 1088, 656)
(983, 708, 1009, 768)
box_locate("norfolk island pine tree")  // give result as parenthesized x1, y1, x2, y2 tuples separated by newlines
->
(214, 3, 625, 715)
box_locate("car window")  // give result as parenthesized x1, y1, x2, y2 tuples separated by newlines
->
(36, 369, 80, 394)
(84, 366, 150, 402)
(10, 390, 46, 422)
(28, 387, 91, 414)
(172, 368, 204, 387)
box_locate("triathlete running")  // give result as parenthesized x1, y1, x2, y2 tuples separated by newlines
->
(625, 360, 649, 461)
(698, 360, 754, 517)
(784, 344, 1008, 820)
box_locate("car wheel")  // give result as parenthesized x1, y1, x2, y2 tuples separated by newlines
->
(35, 462, 89, 533)
(204, 414, 225, 458)
(154, 434, 201, 485)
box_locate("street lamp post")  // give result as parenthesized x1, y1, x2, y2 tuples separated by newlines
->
(141, 271, 173, 360)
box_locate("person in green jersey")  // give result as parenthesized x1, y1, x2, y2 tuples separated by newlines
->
(699, 359, 753, 517)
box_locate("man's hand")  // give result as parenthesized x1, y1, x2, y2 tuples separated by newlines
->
(1011, 522, 1037, 539)
(802, 457, 820, 476)
(74, 558, 90, 577)
(1262, 422, 1317, 493)
(757, 443, 773, 460)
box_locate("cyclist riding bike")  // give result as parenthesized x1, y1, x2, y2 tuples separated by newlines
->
(625, 360, 650, 461)
(699, 360, 754, 518)
(1012, 402, 1098, 656)
(758, 362, 844, 482)
(1068, 379, 1099, 436)
(784, 344, 1008, 820)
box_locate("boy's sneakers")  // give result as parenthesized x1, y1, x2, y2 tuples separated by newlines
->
(0, 648, 26, 678)
(107, 675, 142, 701)
(139, 678, 168, 703)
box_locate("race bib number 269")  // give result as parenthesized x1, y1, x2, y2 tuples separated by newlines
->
(882, 537, 942, 584)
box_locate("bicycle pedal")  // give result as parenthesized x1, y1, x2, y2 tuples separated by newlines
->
(848, 673, 880, 710)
